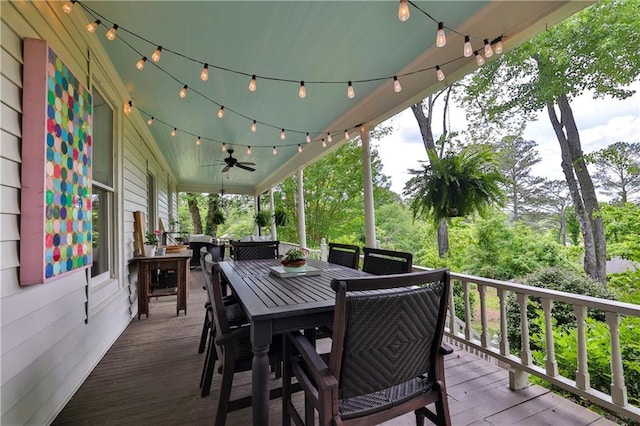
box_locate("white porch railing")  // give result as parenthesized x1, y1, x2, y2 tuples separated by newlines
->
(279, 241, 322, 260)
(411, 265, 640, 423)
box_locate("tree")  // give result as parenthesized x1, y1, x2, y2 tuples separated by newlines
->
(204, 193, 223, 237)
(588, 142, 640, 203)
(533, 179, 572, 245)
(460, 0, 640, 284)
(496, 136, 544, 221)
(185, 193, 203, 234)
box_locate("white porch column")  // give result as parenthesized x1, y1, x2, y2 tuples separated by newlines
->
(254, 195, 260, 236)
(296, 169, 307, 249)
(269, 187, 277, 240)
(360, 126, 377, 247)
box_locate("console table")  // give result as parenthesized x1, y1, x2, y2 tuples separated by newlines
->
(134, 252, 191, 319)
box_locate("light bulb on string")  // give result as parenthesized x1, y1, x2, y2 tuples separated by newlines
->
(247, 146, 252, 155)
(196, 136, 201, 146)
(298, 144, 302, 153)
(200, 64, 209, 81)
(463, 36, 473, 57)
(106, 24, 118, 41)
(135, 56, 147, 70)
(393, 76, 402, 93)
(217, 106, 224, 119)
(436, 65, 445, 81)
(299, 81, 306, 98)
(495, 37, 504, 54)
(280, 129, 286, 140)
(124, 100, 132, 115)
(179, 85, 188, 98)
(326, 133, 332, 143)
(86, 20, 100, 33)
(248, 75, 257, 92)
(62, 0, 76, 14)
(171, 128, 177, 137)
(322, 138, 326, 148)
(272, 146, 277, 156)
(151, 46, 162, 62)
(347, 81, 355, 99)
(344, 129, 350, 140)
(474, 51, 485, 66)
(484, 39, 493, 58)
(398, 0, 410, 22)
(436, 22, 446, 47)
(221, 143, 227, 152)
(251, 120, 257, 133)
(147, 116, 153, 126)
(306, 133, 311, 143)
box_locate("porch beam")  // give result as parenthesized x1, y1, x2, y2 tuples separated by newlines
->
(360, 126, 376, 247)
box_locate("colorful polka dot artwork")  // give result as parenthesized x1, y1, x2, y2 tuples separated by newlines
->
(43, 46, 93, 280)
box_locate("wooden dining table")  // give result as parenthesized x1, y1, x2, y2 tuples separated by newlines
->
(219, 257, 368, 426)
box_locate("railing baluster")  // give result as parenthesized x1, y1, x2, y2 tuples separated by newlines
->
(573, 305, 590, 391)
(478, 283, 489, 347)
(463, 280, 472, 341)
(497, 288, 509, 356)
(517, 293, 531, 366)
(448, 279, 457, 336)
(606, 311, 628, 406)
(541, 298, 558, 376)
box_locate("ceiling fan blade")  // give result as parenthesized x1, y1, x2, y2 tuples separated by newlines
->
(200, 162, 225, 167)
(222, 165, 231, 173)
(237, 161, 256, 166)
(236, 163, 256, 172)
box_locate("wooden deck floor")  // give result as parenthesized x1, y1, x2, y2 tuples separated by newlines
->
(53, 269, 615, 426)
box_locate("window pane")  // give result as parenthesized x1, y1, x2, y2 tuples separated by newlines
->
(91, 187, 110, 278)
(93, 91, 113, 187)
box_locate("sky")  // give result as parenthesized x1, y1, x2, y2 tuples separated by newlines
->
(375, 81, 640, 195)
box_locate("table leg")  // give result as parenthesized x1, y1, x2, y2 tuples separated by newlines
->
(251, 321, 272, 426)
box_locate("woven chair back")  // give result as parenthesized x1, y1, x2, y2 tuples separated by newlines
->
(327, 243, 360, 270)
(362, 247, 413, 275)
(232, 240, 279, 260)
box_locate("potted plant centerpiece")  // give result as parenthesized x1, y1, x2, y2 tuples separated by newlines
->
(281, 248, 307, 272)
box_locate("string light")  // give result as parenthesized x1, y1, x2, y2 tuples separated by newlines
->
(147, 116, 154, 126)
(248, 75, 257, 92)
(280, 129, 286, 140)
(327, 133, 333, 143)
(151, 46, 162, 62)
(221, 142, 227, 152)
(247, 146, 252, 155)
(272, 146, 277, 156)
(135, 56, 147, 70)
(344, 129, 350, 140)
(347, 81, 355, 99)
(398, 0, 410, 22)
(171, 127, 177, 137)
(217, 106, 224, 119)
(86, 19, 100, 33)
(463, 36, 473, 57)
(474, 51, 485, 66)
(251, 120, 257, 132)
(435, 65, 445, 81)
(306, 133, 311, 143)
(105, 24, 118, 41)
(298, 81, 306, 98)
(322, 138, 326, 148)
(200, 64, 209, 81)
(495, 37, 504, 54)
(62, 0, 76, 14)
(484, 39, 493, 58)
(178, 85, 188, 98)
(298, 144, 302, 153)
(124, 100, 132, 115)
(196, 136, 201, 146)
(436, 22, 446, 47)
(393, 76, 402, 93)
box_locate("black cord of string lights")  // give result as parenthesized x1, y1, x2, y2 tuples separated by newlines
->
(73, 0, 504, 151)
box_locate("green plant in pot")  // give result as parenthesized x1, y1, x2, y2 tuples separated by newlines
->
(281, 248, 307, 272)
(211, 209, 226, 225)
(274, 209, 288, 227)
(254, 210, 271, 229)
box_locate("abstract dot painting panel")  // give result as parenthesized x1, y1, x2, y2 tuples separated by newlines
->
(44, 47, 92, 279)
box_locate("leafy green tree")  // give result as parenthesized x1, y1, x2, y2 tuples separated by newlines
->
(587, 142, 640, 203)
(533, 179, 572, 245)
(460, 0, 640, 284)
(600, 202, 640, 261)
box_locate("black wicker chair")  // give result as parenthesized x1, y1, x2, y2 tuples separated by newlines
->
(362, 247, 413, 275)
(327, 243, 360, 270)
(201, 258, 281, 423)
(231, 240, 279, 260)
(283, 269, 452, 426)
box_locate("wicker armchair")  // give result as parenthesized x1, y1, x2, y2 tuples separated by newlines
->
(327, 243, 360, 270)
(283, 269, 452, 425)
(231, 240, 279, 260)
(362, 247, 413, 275)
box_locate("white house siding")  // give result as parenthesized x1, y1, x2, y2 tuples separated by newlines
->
(0, 2, 177, 424)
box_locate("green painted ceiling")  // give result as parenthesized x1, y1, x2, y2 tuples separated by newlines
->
(78, 1, 588, 194)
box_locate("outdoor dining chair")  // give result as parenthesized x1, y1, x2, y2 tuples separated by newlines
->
(327, 243, 360, 270)
(283, 269, 452, 425)
(202, 258, 282, 425)
(231, 240, 280, 260)
(362, 247, 413, 275)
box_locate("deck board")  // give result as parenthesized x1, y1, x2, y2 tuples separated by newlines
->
(53, 269, 616, 426)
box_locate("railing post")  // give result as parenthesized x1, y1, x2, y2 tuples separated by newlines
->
(541, 298, 558, 377)
(573, 305, 591, 391)
(463, 281, 472, 341)
(606, 311, 628, 406)
(320, 238, 328, 261)
(517, 293, 532, 366)
(478, 284, 489, 347)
